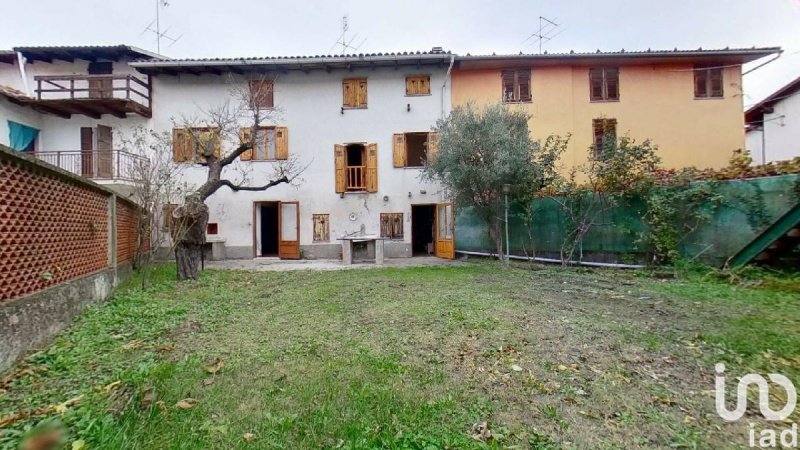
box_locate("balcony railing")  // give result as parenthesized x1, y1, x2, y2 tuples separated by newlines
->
(34, 150, 149, 182)
(34, 74, 152, 111)
(346, 165, 366, 191)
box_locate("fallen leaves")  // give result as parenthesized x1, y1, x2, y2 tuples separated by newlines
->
(470, 421, 493, 441)
(243, 432, 257, 442)
(122, 339, 144, 350)
(204, 358, 224, 374)
(0, 395, 83, 428)
(202, 378, 215, 387)
(175, 398, 199, 409)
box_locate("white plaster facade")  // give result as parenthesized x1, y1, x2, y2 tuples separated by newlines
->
(147, 64, 452, 258)
(746, 90, 800, 164)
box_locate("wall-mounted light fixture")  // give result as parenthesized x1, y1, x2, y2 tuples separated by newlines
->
(407, 103, 411, 112)
(340, 107, 345, 115)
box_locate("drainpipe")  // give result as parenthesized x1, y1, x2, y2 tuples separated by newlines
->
(16, 52, 31, 97)
(441, 54, 455, 119)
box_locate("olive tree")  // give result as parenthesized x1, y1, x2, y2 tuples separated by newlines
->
(422, 103, 566, 261)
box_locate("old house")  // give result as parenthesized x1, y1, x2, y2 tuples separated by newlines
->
(129, 49, 456, 260)
(745, 74, 800, 164)
(451, 48, 779, 171)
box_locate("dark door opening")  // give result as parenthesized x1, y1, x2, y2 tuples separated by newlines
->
(88, 61, 113, 99)
(259, 202, 279, 256)
(411, 204, 436, 256)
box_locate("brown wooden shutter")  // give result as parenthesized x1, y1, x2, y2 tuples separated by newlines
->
(710, 68, 723, 97)
(589, 68, 604, 101)
(366, 143, 378, 192)
(426, 132, 440, 164)
(275, 127, 288, 160)
(392, 133, 406, 167)
(343, 79, 355, 107)
(172, 128, 188, 162)
(380, 213, 392, 238)
(606, 68, 619, 100)
(334, 144, 346, 193)
(694, 68, 708, 98)
(501, 70, 515, 102)
(518, 70, 531, 102)
(212, 127, 221, 158)
(239, 128, 252, 160)
(406, 77, 415, 96)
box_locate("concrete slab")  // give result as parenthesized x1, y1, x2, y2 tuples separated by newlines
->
(204, 256, 461, 272)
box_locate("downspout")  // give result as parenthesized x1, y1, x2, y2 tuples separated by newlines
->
(16, 52, 31, 97)
(441, 54, 455, 119)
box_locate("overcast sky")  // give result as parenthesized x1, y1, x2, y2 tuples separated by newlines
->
(3, 0, 799, 106)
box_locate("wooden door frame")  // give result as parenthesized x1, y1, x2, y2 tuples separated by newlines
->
(411, 203, 436, 257)
(434, 202, 456, 259)
(252, 201, 279, 258)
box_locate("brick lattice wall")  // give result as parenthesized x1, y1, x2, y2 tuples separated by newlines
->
(0, 154, 111, 301)
(116, 198, 137, 263)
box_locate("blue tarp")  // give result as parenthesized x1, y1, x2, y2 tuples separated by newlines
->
(8, 121, 39, 151)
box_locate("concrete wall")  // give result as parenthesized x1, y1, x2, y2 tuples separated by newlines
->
(746, 92, 800, 164)
(452, 63, 746, 172)
(0, 263, 131, 371)
(152, 67, 451, 258)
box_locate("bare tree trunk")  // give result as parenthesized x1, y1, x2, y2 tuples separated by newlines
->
(488, 219, 504, 262)
(173, 194, 209, 281)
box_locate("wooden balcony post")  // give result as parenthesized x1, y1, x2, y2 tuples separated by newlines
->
(126, 77, 130, 100)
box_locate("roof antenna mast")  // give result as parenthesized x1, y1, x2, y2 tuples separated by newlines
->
(330, 15, 366, 55)
(522, 16, 560, 54)
(141, 0, 182, 54)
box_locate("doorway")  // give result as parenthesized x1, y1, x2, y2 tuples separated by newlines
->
(411, 204, 436, 256)
(88, 61, 113, 99)
(80, 125, 114, 178)
(256, 202, 279, 257)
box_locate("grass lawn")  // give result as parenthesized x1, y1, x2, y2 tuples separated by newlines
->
(1, 262, 799, 449)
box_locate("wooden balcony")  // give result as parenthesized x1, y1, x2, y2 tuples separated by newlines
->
(346, 165, 366, 191)
(34, 150, 149, 183)
(22, 74, 152, 119)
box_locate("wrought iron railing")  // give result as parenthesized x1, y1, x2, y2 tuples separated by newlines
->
(34, 150, 149, 182)
(33, 74, 151, 109)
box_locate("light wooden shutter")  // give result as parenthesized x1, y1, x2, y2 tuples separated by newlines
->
(343, 79, 354, 107)
(380, 213, 392, 238)
(213, 127, 222, 158)
(392, 133, 406, 167)
(357, 79, 368, 107)
(426, 132, 440, 164)
(239, 128, 252, 160)
(366, 143, 378, 192)
(518, 70, 531, 102)
(275, 127, 288, 160)
(172, 128, 188, 162)
(334, 144, 346, 193)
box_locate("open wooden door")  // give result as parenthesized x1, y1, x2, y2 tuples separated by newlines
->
(278, 201, 300, 259)
(96, 125, 113, 178)
(435, 202, 455, 259)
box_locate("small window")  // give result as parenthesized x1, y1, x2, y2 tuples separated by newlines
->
(393, 132, 439, 168)
(406, 75, 431, 96)
(249, 80, 274, 108)
(343, 78, 368, 108)
(172, 127, 221, 163)
(207, 223, 218, 235)
(592, 118, 617, 157)
(694, 66, 723, 98)
(162, 203, 178, 232)
(501, 69, 532, 103)
(380, 213, 403, 240)
(589, 68, 619, 101)
(313, 214, 330, 242)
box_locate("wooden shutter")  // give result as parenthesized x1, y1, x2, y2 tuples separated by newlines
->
(334, 144, 346, 193)
(709, 68, 723, 97)
(606, 68, 619, 100)
(212, 128, 221, 158)
(366, 143, 378, 193)
(239, 128, 252, 160)
(380, 214, 392, 238)
(406, 76, 430, 95)
(249, 80, 274, 108)
(357, 79, 368, 107)
(426, 132, 440, 164)
(501, 70, 515, 102)
(589, 68, 604, 101)
(518, 70, 531, 102)
(392, 133, 406, 167)
(694, 68, 708, 98)
(275, 127, 288, 160)
(312, 214, 329, 242)
(172, 128, 189, 162)
(343, 79, 354, 107)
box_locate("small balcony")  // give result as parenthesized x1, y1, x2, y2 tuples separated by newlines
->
(346, 165, 366, 191)
(28, 74, 152, 119)
(35, 150, 149, 183)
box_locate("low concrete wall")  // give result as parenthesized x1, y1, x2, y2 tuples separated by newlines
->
(0, 263, 132, 372)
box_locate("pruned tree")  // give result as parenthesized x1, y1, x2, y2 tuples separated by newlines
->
(422, 102, 566, 261)
(170, 77, 305, 280)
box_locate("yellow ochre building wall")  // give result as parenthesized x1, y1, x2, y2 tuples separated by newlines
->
(451, 64, 745, 172)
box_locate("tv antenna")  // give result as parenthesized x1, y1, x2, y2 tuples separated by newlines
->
(329, 15, 366, 55)
(141, 0, 182, 54)
(522, 16, 562, 54)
